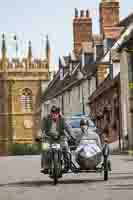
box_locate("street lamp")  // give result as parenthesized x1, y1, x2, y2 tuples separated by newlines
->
(76, 69, 85, 115)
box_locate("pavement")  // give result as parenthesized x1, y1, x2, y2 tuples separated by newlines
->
(0, 155, 133, 200)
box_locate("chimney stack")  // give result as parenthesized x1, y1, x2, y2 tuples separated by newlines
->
(99, 0, 120, 38)
(73, 9, 92, 56)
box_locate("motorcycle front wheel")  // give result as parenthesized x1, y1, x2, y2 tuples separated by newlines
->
(51, 150, 62, 185)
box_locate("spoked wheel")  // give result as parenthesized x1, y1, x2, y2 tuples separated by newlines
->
(104, 155, 108, 181)
(52, 151, 62, 185)
(53, 165, 58, 185)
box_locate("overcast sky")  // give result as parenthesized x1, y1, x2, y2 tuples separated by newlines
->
(0, 0, 132, 70)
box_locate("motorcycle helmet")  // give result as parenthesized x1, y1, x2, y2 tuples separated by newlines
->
(80, 118, 89, 127)
(50, 105, 58, 113)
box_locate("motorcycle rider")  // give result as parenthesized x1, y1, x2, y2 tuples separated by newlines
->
(74, 118, 102, 169)
(76, 118, 102, 148)
(76, 118, 111, 171)
(37, 105, 74, 173)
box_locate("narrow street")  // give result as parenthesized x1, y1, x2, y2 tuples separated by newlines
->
(0, 155, 133, 200)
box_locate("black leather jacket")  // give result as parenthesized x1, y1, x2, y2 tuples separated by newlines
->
(41, 115, 72, 139)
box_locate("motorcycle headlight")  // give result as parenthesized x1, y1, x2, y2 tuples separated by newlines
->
(42, 143, 50, 150)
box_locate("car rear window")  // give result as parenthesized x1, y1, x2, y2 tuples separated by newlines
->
(68, 119, 80, 128)
(67, 118, 95, 128)
(88, 119, 95, 128)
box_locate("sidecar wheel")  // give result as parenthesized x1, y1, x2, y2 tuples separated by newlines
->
(104, 156, 108, 181)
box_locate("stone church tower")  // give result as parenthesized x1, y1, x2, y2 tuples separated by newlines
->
(0, 34, 50, 155)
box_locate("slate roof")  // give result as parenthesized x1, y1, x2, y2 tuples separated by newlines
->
(41, 59, 96, 102)
(41, 33, 108, 103)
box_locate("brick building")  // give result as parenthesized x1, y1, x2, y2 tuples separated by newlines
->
(42, 0, 122, 120)
(89, 9, 133, 150)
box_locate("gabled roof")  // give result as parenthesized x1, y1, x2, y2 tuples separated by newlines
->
(41, 59, 96, 102)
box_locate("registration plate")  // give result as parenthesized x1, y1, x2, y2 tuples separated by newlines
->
(51, 144, 61, 149)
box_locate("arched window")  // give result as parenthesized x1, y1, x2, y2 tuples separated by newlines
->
(21, 88, 33, 112)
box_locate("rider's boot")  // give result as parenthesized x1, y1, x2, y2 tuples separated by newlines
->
(40, 168, 48, 174)
(62, 164, 69, 173)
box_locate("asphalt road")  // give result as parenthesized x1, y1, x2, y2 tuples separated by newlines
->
(0, 155, 133, 200)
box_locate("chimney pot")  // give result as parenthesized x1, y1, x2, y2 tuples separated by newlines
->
(80, 10, 84, 17)
(86, 10, 89, 18)
(75, 8, 78, 18)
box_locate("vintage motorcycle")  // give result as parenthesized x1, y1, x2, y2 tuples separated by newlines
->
(38, 134, 71, 185)
(37, 136, 110, 185)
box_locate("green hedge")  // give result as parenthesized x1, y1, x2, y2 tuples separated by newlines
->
(8, 143, 41, 155)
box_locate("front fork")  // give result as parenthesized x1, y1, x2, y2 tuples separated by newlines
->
(102, 143, 111, 171)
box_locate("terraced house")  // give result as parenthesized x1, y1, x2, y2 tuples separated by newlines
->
(89, 12, 133, 151)
(42, 0, 122, 119)
(42, 0, 133, 152)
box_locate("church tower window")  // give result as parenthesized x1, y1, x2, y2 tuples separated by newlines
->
(21, 88, 33, 112)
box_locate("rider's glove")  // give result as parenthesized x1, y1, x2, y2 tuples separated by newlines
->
(69, 136, 76, 145)
(35, 137, 41, 142)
